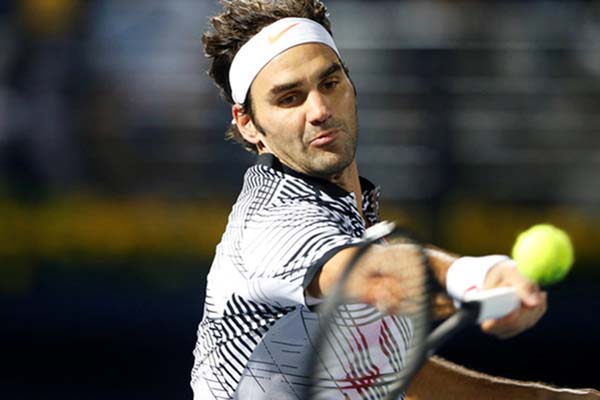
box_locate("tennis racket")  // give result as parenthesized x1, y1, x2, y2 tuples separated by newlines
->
(304, 221, 520, 400)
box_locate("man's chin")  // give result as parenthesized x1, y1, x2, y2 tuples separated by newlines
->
(308, 156, 354, 179)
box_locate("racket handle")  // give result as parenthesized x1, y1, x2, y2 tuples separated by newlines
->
(463, 287, 520, 323)
(426, 287, 521, 357)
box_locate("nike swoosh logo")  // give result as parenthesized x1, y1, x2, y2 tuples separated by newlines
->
(268, 23, 300, 44)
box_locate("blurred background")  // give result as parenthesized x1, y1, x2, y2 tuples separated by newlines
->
(1, 0, 599, 398)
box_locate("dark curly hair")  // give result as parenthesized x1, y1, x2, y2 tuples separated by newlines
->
(202, 0, 334, 153)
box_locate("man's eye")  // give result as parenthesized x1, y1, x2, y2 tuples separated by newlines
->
(323, 80, 339, 90)
(278, 94, 298, 106)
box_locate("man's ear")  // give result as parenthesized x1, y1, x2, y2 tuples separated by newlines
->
(232, 104, 262, 146)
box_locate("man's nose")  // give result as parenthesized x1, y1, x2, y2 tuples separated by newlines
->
(306, 91, 332, 125)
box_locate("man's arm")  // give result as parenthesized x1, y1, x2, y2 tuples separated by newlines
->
(306, 244, 455, 314)
(306, 243, 546, 338)
(306, 243, 593, 398)
(406, 356, 600, 400)
(306, 244, 455, 299)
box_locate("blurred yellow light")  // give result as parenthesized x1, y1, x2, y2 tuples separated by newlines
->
(19, 0, 81, 36)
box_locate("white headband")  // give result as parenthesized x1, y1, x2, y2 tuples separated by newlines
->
(229, 17, 341, 105)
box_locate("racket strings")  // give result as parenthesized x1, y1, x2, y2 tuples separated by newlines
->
(311, 303, 430, 393)
(307, 231, 435, 399)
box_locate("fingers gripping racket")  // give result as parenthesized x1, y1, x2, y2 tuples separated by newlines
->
(305, 221, 520, 400)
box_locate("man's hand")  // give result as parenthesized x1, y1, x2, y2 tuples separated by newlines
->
(480, 259, 547, 338)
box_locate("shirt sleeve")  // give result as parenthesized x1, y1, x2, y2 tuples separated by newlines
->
(238, 201, 363, 309)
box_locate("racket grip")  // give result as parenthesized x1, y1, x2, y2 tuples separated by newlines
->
(463, 287, 520, 323)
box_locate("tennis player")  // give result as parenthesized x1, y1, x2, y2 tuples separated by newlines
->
(191, 1, 599, 399)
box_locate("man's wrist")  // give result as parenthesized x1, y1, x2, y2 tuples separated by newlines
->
(446, 255, 510, 301)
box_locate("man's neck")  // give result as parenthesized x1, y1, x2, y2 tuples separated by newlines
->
(329, 160, 365, 222)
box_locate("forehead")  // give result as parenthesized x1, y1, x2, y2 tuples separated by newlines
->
(251, 43, 341, 95)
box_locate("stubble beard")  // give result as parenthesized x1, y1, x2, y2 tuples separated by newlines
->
(253, 110, 359, 179)
(306, 130, 357, 179)
(307, 110, 359, 179)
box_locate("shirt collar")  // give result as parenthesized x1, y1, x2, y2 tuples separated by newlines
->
(255, 153, 380, 222)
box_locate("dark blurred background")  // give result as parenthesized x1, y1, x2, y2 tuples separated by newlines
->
(1, 0, 599, 398)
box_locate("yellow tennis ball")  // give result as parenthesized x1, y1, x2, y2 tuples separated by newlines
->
(511, 224, 574, 286)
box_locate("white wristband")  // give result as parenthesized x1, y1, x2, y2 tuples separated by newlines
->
(446, 255, 510, 301)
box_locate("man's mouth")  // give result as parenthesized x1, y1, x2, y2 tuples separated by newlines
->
(310, 129, 339, 147)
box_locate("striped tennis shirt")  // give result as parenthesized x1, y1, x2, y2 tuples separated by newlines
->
(191, 154, 411, 399)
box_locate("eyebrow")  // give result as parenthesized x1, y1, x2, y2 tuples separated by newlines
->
(268, 62, 343, 97)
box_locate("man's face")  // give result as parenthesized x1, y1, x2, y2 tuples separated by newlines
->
(244, 43, 358, 179)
